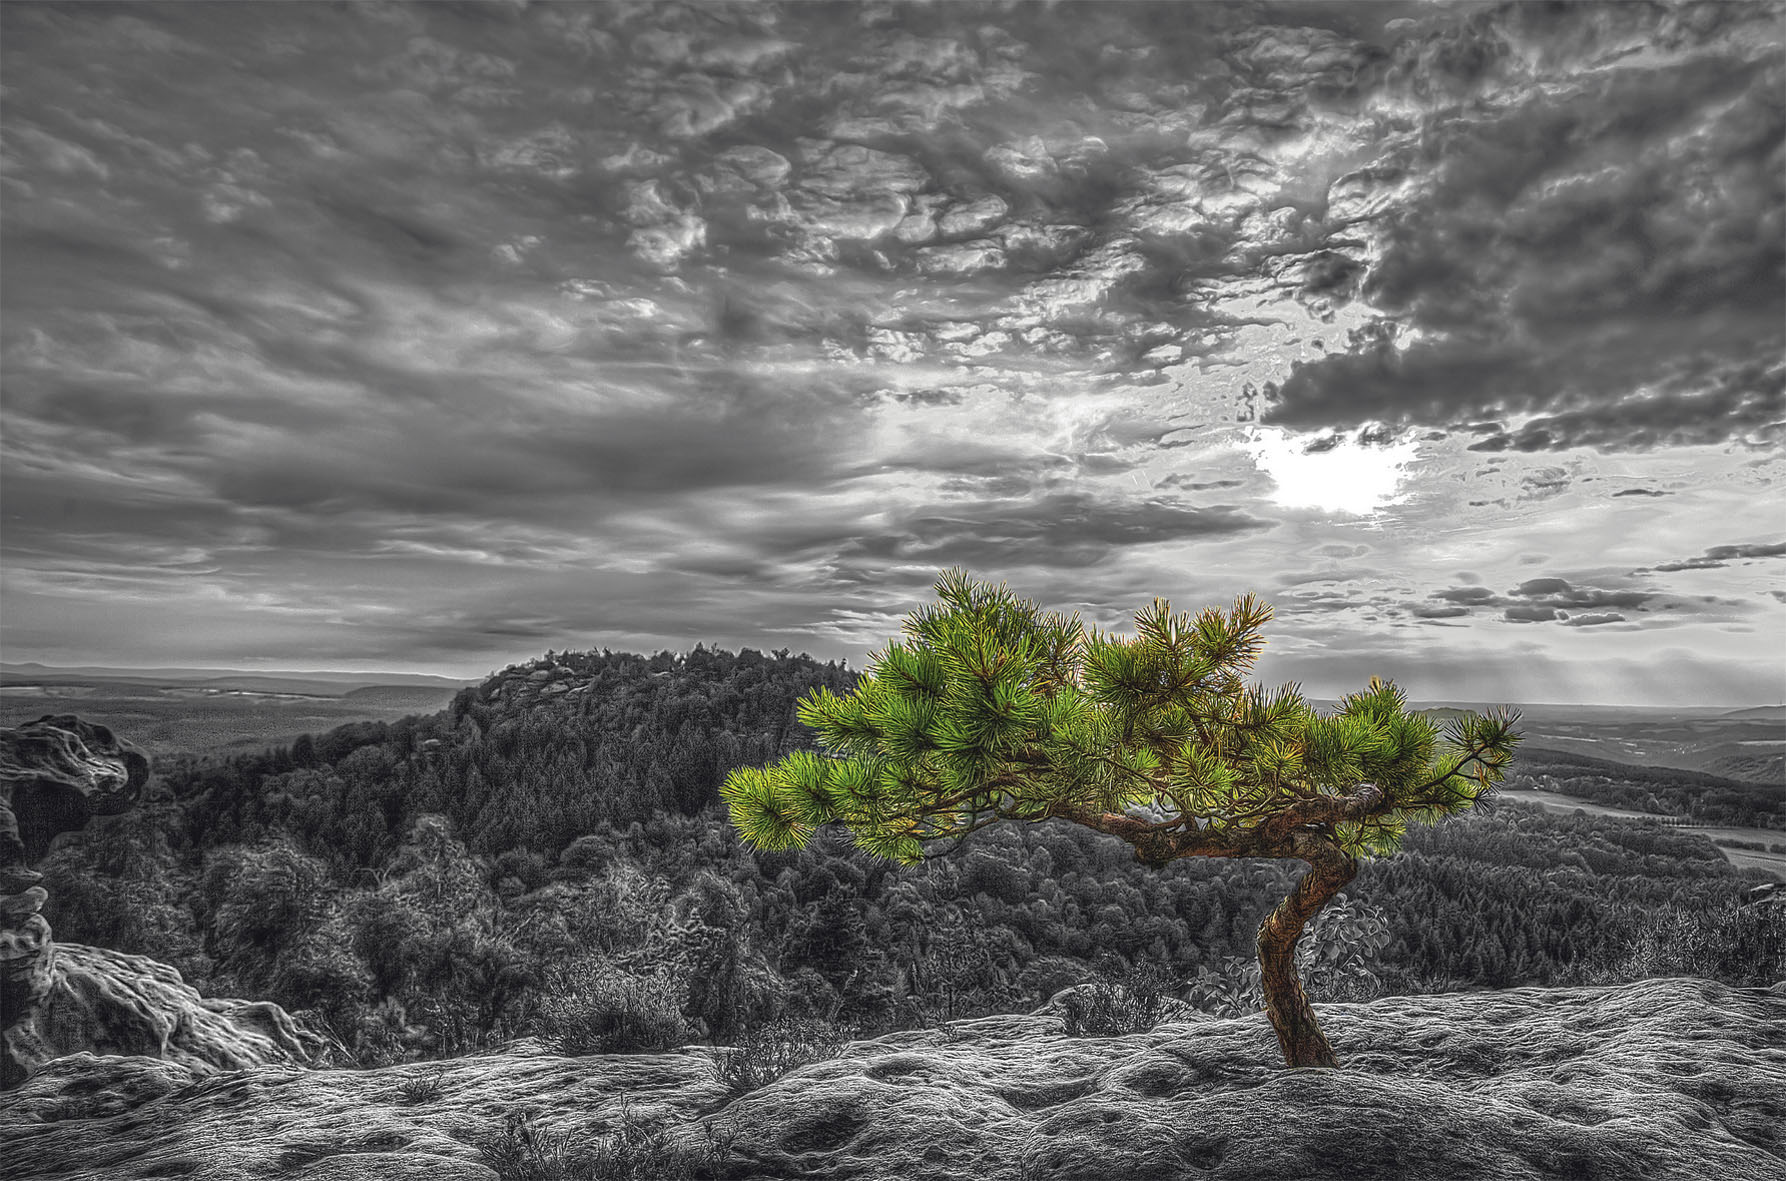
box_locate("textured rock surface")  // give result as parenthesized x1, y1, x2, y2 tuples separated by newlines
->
(6, 944, 325, 1084)
(4, 977, 1781, 1181)
(2, 716, 318, 1089)
(2, 716, 151, 1088)
(0, 715, 149, 865)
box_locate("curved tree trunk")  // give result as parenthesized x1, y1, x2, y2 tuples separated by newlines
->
(1256, 832, 1357, 1068)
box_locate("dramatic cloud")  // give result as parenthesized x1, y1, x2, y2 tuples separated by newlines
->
(1, 1, 1781, 705)
(1263, 3, 1784, 451)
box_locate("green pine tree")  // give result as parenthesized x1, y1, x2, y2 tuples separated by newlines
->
(724, 571, 1519, 1067)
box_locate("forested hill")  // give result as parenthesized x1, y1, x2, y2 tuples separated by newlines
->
(159, 647, 1784, 870)
(37, 645, 1782, 1068)
(161, 646, 856, 865)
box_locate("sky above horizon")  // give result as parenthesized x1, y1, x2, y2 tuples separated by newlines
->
(2, 0, 1782, 707)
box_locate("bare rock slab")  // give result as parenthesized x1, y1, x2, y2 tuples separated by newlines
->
(3, 977, 1782, 1181)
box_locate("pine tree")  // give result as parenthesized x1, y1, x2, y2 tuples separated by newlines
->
(724, 571, 1519, 1067)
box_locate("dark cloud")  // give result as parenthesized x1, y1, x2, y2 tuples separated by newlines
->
(1159, 477, 1245, 492)
(1643, 541, 1786, 573)
(844, 493, 1274, 571)
(1423, 570, 1757, 630)
(1263, 4, 1784, 450)
(1512, 578, 1572, 598)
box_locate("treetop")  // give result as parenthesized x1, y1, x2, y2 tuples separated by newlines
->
(724, 571, 1519, 867)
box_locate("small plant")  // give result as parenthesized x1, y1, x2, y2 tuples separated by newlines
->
(714, 1014, 848, 1095)
(582, 1100, 734, 1181)
(535, 958, 690, 1056)
(395, 1065, 448, 1105)
(478, 1110, 576, 1181)
(1061, 954, 1174, 1037)
(477, 1104, 731, 1181)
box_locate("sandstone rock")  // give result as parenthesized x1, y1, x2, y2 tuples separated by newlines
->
(3, 977, 1780, 1181)
(1, 717, 319, 1090)
(0, 715, 148, 867)
(5, 943, 324, 1087)
(3, 717, 151, 1088)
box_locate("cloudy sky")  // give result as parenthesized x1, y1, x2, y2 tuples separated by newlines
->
(2, 1, 1781, 706)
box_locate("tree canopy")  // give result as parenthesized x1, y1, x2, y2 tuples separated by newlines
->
(724, 571, 1520, 1066)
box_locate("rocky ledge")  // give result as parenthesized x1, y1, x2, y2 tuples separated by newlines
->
(3, 976, 1781, 1181)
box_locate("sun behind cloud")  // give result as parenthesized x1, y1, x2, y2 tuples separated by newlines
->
(1241, 426, 1422, 516)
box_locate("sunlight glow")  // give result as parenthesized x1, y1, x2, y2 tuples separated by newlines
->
(1241, 426, 1421, 515)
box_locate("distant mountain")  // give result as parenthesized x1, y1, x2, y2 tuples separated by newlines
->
(0, 663, 473, 696)
(1717, 704, 1786, 723)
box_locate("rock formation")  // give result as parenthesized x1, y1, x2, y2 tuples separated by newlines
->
(3, 977, 1781, 1181)
(0, 715, 149, 866)
(1, 716, 319, 1089)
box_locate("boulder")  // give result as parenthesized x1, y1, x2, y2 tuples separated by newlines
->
(2, 977, 1780, 1181)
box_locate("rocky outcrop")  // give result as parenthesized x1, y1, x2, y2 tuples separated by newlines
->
(482, 658, 590, 709)
(0, 715, 149, 867)
(2, 717, 150, 1088)
(5, 944, 324, 1084)
(3, 977, 1781, 1181)
(1, 717, 318, 1089)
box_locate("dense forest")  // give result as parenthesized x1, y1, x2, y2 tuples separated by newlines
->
(36, 647, 1784, 1066)
(1508, 746, 1786, 830)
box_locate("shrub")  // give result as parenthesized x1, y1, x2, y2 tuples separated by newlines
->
(1061, 954, 1174, 1037)
(1599, 899, 1786, 986)
(714, 1014, 848, 1095)
(535, 959, 689, 1056)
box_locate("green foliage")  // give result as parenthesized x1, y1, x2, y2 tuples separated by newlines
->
(713, 1014, 848, 1095)
(725, 572, 1519, 865)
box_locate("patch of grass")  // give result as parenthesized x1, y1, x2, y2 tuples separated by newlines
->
(713, 1014, 848, 1096)
(477, 1104, 731, 1181)
(395, 1066, 448, 1105)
